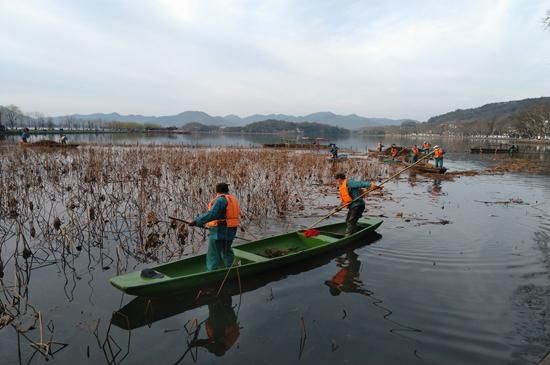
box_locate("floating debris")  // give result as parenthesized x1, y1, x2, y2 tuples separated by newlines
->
(474, 198, 528, 205)
(53, 217, 61, 231)
(147, 211, 159, 226)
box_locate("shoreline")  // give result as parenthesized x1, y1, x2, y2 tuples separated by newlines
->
(360, 133, 550, 145)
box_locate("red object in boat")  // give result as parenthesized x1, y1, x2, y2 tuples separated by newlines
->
(303, 229, 320, 237)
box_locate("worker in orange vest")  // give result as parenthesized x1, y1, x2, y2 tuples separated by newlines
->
(422, 141, 431, 152)
(411, 145, 420, 163)
(434, 145, 444, 168)
(190, 183, 240, 271)
(335, 173, 381, 236)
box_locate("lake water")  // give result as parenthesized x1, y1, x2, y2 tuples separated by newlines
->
(3, 131, 550, 155)
(0, 137, 549, 364)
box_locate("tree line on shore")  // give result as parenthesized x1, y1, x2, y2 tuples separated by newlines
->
(0, 105, 348, 136)
(0, 105, 166, 132)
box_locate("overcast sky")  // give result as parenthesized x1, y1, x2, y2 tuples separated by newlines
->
(1, 0, 549, 121)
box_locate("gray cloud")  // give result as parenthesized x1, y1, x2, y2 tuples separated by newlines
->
(0, 0, 549, 120)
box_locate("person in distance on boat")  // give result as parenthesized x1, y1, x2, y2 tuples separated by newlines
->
(335, 172, 381, 236)
(60, 134, 68, 145)
(411, 144, 420, 163)
(434, 145, 444, 169)
(189, 183, 240, 271)
(422, 141, 431, 153)
(20, 128, 30, 144)
(390, 144, 398, 160)
(376, 142, 384, 152)
(329, 143, 339, 159)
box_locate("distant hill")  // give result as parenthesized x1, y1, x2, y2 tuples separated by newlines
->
(360, 97, 550, 138)
(426, 97, 550, 125)
(57, 111, 408, 129)
(56, 111, 227, 127)
(183, 119, 349, 136)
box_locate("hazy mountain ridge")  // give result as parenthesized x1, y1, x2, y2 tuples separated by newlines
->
(58, 111, 407, 129)
(361, 97, 550, 137)
(426, 97, 550, 125)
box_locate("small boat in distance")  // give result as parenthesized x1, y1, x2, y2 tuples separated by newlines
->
(327, 154, 349, 161)
(403, 162, 447, 174)
(470, 145, 519, 154)
(20, 140, 79, 148)
(110, 218, 383, 297)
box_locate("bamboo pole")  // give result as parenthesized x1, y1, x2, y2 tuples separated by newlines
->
(306, 151, 436, 229)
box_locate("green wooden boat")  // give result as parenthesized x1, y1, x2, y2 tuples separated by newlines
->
(110, 218, 383, 296)
(111, 232, 382, 329)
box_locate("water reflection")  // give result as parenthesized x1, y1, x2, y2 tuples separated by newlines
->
(408, 172, 417, 187)
(324, 250, 369, 296)
(324, 246, 423, 342)
(189, 295, 240, 356)
(430, 178, 443, 196)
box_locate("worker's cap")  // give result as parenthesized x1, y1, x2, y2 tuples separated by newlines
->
(334, 173, 346, 180)
(434, 145, 440, 149)
(215, 182, 230, 193)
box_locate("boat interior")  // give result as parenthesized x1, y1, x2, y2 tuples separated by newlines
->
(151, 220, 375, 278)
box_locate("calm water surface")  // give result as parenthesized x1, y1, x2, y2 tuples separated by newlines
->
(0, 138, 549, 364)
(3, 132, 550, 155)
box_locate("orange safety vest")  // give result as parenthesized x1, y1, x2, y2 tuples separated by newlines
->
(434, 149, 443, 158)
(205, 194, 240, 228)
(339, 180, 353, 205)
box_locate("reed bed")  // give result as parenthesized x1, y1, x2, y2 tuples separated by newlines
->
(0, 145, 386, 351)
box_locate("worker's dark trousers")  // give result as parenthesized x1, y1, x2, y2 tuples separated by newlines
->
(346, 205, 365, 236)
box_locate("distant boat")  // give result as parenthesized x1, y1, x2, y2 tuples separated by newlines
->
(20, 141, 79, 148)
(263, 143, 330, 149)
(403, 162, 447, 174)
(470, 145, 519, 154)
(327, 154, 349, 161)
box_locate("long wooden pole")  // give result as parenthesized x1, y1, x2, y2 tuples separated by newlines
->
(168, 216, 193, 225)
(306, 150, 435, 229)
(168, 216, 252, 241)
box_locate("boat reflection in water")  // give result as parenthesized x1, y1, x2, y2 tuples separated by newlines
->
(110, 232, 382, 359)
